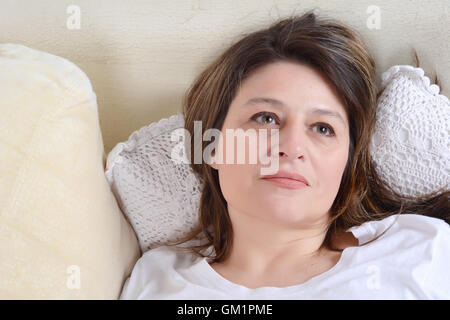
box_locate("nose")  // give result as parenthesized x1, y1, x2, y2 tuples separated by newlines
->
(277, 119, 305, 161)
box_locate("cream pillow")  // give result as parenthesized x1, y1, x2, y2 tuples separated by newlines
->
(0, 43, 140, 299)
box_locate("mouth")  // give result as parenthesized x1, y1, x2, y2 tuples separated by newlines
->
(262, 177, 309, 190)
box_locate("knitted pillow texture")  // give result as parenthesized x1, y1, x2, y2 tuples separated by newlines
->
(105, 65, 450, 253)
(105, 114, 202, 253)
(370, 65, 449, 198)
(0, 43, 140, 299)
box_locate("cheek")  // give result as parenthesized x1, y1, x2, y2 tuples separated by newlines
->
(217, 164, 253, 205)
(317, 150, 348, 194)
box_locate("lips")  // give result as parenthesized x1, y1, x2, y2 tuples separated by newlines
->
(261, 170, 310, 186)
(262, 177, 308, 189)
(261, 170, 310, 190)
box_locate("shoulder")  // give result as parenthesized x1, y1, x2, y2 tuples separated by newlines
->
(136, 244, 202, 273)
(119, 244, 203, 299)
(350, 214, 450, 299)
(350, 213, 449, 247)
(119, 247, 179, 297)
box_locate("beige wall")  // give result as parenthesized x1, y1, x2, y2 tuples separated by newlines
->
(1, 0, 449, 155)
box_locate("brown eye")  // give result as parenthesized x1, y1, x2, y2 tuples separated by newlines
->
(252, 112, 279, 125)
(313, 123, 335, 137)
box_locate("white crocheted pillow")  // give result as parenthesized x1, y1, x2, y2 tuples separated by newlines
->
(370, 65, 449, 198)
(105, 114, 203, 253)
(106, 65, 450, 253)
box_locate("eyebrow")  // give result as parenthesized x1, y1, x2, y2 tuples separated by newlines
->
(243, 97, 347, 127)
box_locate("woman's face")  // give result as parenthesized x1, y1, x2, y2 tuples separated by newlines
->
(209, 61, 350, 228)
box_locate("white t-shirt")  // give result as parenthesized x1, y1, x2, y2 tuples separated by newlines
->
(119, 214, 450, 300)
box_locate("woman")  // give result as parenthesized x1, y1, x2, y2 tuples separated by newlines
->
(120, 10, 449, 299)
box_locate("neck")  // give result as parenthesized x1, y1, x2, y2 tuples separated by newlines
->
(216, 205, 332, 277)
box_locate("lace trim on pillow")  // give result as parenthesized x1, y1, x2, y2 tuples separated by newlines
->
(381, 65, 449, 104)
(105, 113, 184, 184)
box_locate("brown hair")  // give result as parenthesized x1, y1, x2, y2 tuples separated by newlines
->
(162, 10, 449, 262)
